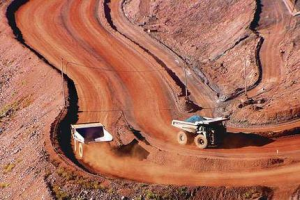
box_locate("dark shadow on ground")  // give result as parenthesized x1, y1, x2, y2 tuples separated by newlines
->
(219, 132, 274, 149)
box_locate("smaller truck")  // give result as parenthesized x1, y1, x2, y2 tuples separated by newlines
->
(171, 115, 228, 149)
(71, 123, 113, 158)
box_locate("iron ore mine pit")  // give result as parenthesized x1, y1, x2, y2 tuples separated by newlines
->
(2, 0, 300, 199)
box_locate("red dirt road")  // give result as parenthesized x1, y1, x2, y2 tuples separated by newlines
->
(15, 0, 300, 190)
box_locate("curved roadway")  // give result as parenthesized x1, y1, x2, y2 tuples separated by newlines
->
(15, 0, 300, 189)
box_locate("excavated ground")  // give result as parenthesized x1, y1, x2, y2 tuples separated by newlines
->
(123, 0, 261, 101)
(2, 0, 300, 199)
(124, 0, 300, 128)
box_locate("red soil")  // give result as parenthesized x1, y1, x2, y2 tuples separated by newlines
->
(0, 2, 62, 199)
(2, 0, 300, 198)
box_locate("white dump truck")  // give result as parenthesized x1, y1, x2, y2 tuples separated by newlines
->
(172, 115, 228, 149)
(71, 123, 113, 158)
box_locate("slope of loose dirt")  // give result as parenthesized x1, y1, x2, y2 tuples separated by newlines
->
(0, 2, 62, 199)
(0, 1, 273, 197)
(2, 0, 300, 199)
(123, 0, 261, 100)
(123, 0, 300, 128)
(226, 0, 300, 126)
(9, 0, 300, 198)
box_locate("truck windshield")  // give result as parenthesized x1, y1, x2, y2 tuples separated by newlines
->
(185, 115, 206, 123)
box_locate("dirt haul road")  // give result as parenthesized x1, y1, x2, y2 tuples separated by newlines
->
(15, 0, 300, 190)
(111, 0, 300, 134)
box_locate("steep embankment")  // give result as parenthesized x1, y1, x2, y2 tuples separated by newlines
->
(0, 1, 62, 199)
(123, 0, 300, 129)
(3, 0, 300, 199)
(13, 0, 300, 195)
(123, 0, 261, 101)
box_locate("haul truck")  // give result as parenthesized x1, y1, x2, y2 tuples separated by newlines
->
(71, 123, 113, 158)
(172, 115, 228, 149)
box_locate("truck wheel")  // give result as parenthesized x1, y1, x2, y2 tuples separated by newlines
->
(177, 131, 189, 145)
(78, 142, 84, 159)
(194, 135, 208, 149)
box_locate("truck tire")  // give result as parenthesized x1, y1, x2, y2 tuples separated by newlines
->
(78, 142, 84, 159)
(177, 131, 189, 145)
(194, 134, 208, 149)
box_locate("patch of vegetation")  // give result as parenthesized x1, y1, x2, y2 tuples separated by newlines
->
(108, 188, 114, 194)
(21, 80, 27, 86)
(243, 189, 261, 199)
(177, 187, 188, 195)
(0, 183, 9, 189)
(144, 190, 160, 200)
(0, 100, 20, 119)
(0, 96, 32, 120)
(57, 167, 75, 181)
(135, 196, 143, 200)
(21, 96, 33, 108)
(75, 178, 104, 190)
(45, 169, 52, 179)
(56, 167, 104, 190)
(11, 91, 17, 97)
(52, 185, 70, 200)
(3, 163, 16, 174)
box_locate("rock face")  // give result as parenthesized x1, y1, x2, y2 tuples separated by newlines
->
(123, 0, 260, 99)
(123, 0, 300, 126)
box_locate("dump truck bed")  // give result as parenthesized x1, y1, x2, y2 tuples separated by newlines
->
(71, 123, 113, 144)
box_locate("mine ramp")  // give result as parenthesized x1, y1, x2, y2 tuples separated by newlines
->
(71, 123, 113, 158)
(172, 115, 228, 149)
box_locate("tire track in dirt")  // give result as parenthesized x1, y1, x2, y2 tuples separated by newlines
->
(14, 0, 300, 189)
